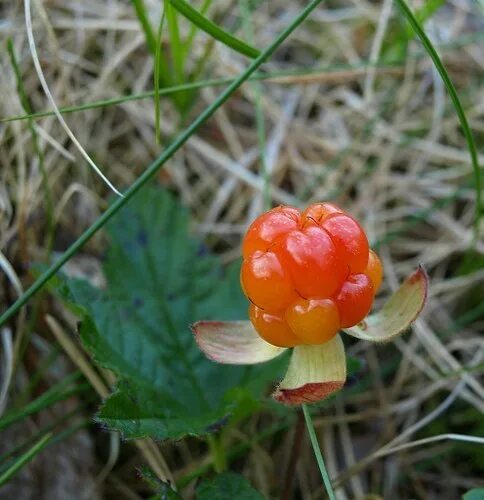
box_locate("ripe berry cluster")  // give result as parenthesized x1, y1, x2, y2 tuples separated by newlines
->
(241, 203, 383, 347)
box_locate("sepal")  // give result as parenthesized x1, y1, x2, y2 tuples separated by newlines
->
(192, 320, 287, 365)
(273, 334, 346, 405)
(344, 266, 428, 342)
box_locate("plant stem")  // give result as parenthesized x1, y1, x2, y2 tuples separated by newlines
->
(282, 411, 305, 500)
(302, 404, 336, 500)
(207, 434, 227, 473)
(177, 416, 294, 489)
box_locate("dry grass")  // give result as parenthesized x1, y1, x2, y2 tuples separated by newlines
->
(0, 0, 483, 498)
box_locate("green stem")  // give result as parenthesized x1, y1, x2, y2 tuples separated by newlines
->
(177, 416, 294, 489)
(0, 0, 324, 328)
(302, 404, 336, 500)
(207, 434, 227, 473)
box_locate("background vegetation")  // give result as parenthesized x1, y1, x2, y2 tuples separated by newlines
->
(0, 0, 483, 498)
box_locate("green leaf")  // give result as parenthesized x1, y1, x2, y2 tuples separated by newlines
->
(98, 381, 233, 439)
(196, 472, 264, 499)
(168, 0, 260, 59)
(57, 188, 284, 440)
(463, 489, 484, 500)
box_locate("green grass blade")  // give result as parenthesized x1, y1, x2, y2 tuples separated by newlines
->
(183, 0, 213, 58)
(414, 0, 446, 24)
(132, 0, 171, 88)
(0, 0, 325, 328)
(0, 433, 52, 486)
(165, 1, 184, 83)
(0, 79, 232, 124)
(165, 0, 189, 110)
(132, 0, 156, 53)
(154, 9, 167, 144)
(387, 0, 446, 56)
(0, 406, 84, 465)
(393, 0, 482, 236)
(169, 0, 260, 58)
(0, 374, 86, 432)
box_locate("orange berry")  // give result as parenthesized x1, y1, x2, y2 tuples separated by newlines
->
(322, 214, 369, 273)
(364, 249, 383, 292)
(241, 202, 378, 347)
(280, 226, 347, 299)
(301, 202, 342, 227)
(335, 274, 374, 328)
(249, 304, 299, 347)
(242, 206, 300, 258)
(241, 250, 296, 312)
(285, 298, 340, 344)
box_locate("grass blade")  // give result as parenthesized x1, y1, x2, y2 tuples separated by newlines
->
(132, 0, 172, 88)
(0, 374, 86, 432)
(0, 0, 325, 328)
(169, 0, 260, 58)
(183, 0, 213, 58)
(0, 433, 52, 486)
(393, 0, 482, 236)
(165, 0, 190, 110)
(132, 0, 156, 53)
(154, 8, 167, 144)
(165, 1, 184, 83)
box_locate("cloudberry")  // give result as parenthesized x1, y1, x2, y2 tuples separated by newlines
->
(241, 203, 383, 347)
